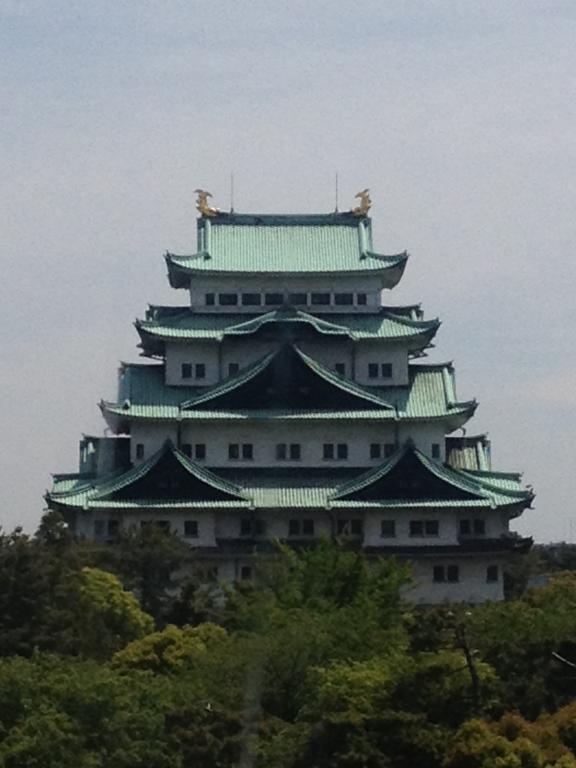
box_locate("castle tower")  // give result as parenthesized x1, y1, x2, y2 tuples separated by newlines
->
(47, 198, 533, 603)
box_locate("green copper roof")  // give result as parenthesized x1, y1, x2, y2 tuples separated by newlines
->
(100, 354, 476, 428)
(165, 212, 408, 283)
(136, 308, 440, 350)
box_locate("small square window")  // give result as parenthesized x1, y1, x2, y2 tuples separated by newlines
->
(381, 520, 396, 538)
(205, 293, 215, 306)
(242, 444, 253, 460)
(240, 565, 253, 580)
(473, 519, 486, 536)
(431, 443, 441, 459)
(276, 443, 287, 460)
(357, 293, 367, 305)
(219, 293, 238, 306)
(311, 292, 330, 305)
(181, 363, 192, 379)
(370, 443, 382, 459)
(334, 293, 353, 305)
(288, 292, 307, 305)
(335, 363, 346, 376)
(323, 443, 334, 460)
(228, 443, 240, 460)
(195, 363, 206, 379)
(368, 363, 379, 379)
(184, 520, 198, 538)
(447, 565, 459, 583)
(181, 443, 192, 458)
(288, 519, 300, 536)
(410, 520, 424, 537)
(265, 293, 284, 306)
(425, 520, 439, 536)
(384, 443, 395, 458)
(459, 519, 471, 536)
(289, 444, 301, 460)
(433, 565, 445, 583)
(336, 443, 348, 460)
(194, 444, 206, 461)
(380, 363, 393, 378)
(155, 520, 170, 533)
(302, 519, 315, 536)
(242, 293, 261, 306)
(135, 443, 144, 460)
(486, 565, 499, 583)
(107, 520, 119, 537)
(228, 363, 239, 376)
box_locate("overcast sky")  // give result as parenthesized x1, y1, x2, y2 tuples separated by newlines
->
(2, 0, 575, 541)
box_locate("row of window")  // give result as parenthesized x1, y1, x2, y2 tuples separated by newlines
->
(135, 441, 443, 462)
(433, 564, 499, 583)
(95, 517, 488, 541)
(180, 361, 394, 381)
(205, 291, 369, 308)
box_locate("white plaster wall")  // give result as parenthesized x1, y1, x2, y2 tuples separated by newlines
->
(128, 420, 452, 467)
(406, 556, 507, 604)
(189, 273, 383, 312)
(216, 509, 332, 540)
(397, 422, 447, 462)
(77, 508, 217, 546)
(355, 341, 409, 386)
(165, 341, 219, 386)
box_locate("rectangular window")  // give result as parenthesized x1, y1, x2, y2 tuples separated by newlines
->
(288, 292, 307, 305)
(459, 519, 471, 536)
(219, 293, 238, 306)
(381, 520, 396, 538)
(276, 443, 287, 460)
(135, 443, 144, 460)
(337, 519, 363, 536)
(334, 293, 353, 306)
(425, 520, 439, 536)
(381, 363, 393, 378)
(370, 443, 382, 459)
(94, 520, 105, 538)
(335, 363, 346, 376)
(265, 293, 284, 306)
(228, 443, 240, 460)
(184, 520, 198, 538)
(431, 443, 441, 459)
(410, 520, 424, 537)
(447, 565, 459, 583)
(241, 293, 261, 306)
(181, 443, 192, 458)
(289, 444, 301, 460)
(384, 443, 395, 458)
(302, 519, 315, 536)
(228, 363, 239, 377)
(181, 363, 192, 379)
(107, 520, 119, 537)
(240, 518, 252, 536)
(205, 293, 215, 306)
(242, 444, 253, 460)
(194, 444, 206, 461)
(486, 565, 499, 583)
(473, 519, 486, 536)
(240, 565, 253, 580)
(368, 363, 379, 379)
(433, 565, 445, 583)
(311, 292, 330, 305)
(357, 293, 367, 305)
(288, 519, 300, 536)
(195, 363, 206, 379)
(323, 443, 334, 460)
(336, 443, 348, 460)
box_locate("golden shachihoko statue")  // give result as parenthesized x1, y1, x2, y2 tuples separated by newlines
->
(352, 189, 372, 217)
(194, 189, 220, 217)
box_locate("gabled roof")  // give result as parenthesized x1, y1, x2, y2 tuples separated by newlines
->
(165, 212, 407, 285)
(48, 441, 250, 509)
(100, 356, 475, 428)
(330, 444, 533, 509)
(136, 307, 440, 355)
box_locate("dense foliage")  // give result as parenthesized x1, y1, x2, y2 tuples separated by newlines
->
(0, 516, 574, 767)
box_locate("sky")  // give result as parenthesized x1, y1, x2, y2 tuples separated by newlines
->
(1, 0, 575, 541)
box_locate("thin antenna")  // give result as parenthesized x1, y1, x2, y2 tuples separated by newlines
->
(334, 172, 339, 212)
(230, 172, 235, 213)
